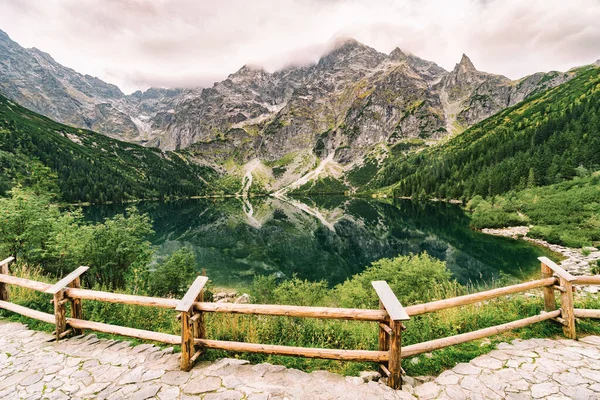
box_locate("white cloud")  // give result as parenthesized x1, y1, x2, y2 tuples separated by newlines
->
(1, 0, 598, 93)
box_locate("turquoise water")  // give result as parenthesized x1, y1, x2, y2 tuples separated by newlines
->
(82, 197, 552, 287)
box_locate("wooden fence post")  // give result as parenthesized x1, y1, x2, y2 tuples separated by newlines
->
(176, 276, 209, 371)
(0, 257, 15, 302)
(378, 301, 390, 378)
(538, 257, 576, 339)
(68, 276, 84, 335)
(372, 281, 410, 390)
(541, 260, 556, 312)
(45, 266, 89, 341)
(559, 278, 576, 339)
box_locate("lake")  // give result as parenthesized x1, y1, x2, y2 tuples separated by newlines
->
(82, 196, 554, 288)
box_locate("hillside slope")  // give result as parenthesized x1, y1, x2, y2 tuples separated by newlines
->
(0, 93, 216, 203)
(370, 66, 600, 199)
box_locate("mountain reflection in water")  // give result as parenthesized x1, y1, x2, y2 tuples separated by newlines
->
(83, 197, 553, 287)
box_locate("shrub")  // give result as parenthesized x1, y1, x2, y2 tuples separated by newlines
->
(148, 248, 198, 297)
(333, 253, 452, 308)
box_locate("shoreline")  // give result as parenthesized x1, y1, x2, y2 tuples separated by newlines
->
(481, 226, 600, 292)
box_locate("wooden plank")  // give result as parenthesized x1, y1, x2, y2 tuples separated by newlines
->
(401, 310, 560, 358)
(65, 288, 178, 308)
(66, 318, 181, 344)
(404, 278, 556, 316)
(559, 278, 576, 339)
(0, 257, 14, 267)
(574, 309, 600, 319)
(388, 320, 403, 389)
(0, 300, 55, 324)
(45, 266, 89, 295)
(176, 276, 209, 312)
(0, 274, 52, 292)
(371, 281, 410, 321)
(193, 338, 389, 362)
(538, 257, 576, 282)
(194, 302, 387, 321)
(574, 276, 600, 285)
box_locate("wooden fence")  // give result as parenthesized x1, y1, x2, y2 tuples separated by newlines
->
(0, 255, 599, 390)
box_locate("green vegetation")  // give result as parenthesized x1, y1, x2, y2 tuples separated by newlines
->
(0, 93, 217, 203)
(290, 177, 348, 196)
(468, 173, 600, 247)
(4, 240, 600, 377)
(365, 66, 600, 247)
(374, 67, 600, 200)
(347, 159, 379, 187)
(0, 185, 598, 376)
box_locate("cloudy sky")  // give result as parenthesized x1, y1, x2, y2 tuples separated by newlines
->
(1, 0, 599, 94)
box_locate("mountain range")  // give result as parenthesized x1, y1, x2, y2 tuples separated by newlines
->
(0, 29, 592, 194)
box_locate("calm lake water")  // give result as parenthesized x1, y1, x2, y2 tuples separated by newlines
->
(82, 197, 553, 287)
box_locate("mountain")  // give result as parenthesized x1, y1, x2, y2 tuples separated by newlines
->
(0, 29, 576, 193)
(0, 92, 216, 203)
(371, 65, 600, 199)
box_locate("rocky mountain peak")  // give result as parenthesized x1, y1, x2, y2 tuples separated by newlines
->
(594, 59, 600, 67)
(455, 53, 477, 73)
(389, 47, 407, 62)
(318, 38, 386, 70)
(0, 29, 10, 41)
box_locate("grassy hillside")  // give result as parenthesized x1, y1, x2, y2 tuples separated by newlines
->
(469, 173, 600, 247)
(0, 93, 217, 203)
(371, 66, 600, 200)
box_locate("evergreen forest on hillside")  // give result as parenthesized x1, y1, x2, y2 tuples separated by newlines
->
(372, 67, 600, 200)
(0, 93, 217, 203)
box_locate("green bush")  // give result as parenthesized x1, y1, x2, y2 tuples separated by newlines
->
(148, 248, 198, 297)
(333, 253, 451, 308)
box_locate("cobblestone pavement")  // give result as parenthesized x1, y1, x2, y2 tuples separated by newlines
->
(1, 321, 600, 399)
(417, 336, 600, 400)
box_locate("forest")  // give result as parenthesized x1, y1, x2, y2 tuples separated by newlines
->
(372, 66, 600, 200)
(0, 93, 217, 203)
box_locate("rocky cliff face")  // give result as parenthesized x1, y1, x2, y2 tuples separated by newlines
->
(0, 29, 576, 191)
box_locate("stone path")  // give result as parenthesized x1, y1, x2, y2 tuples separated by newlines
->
(1, 321, 600, 399)
(481, 226, 600, 279)
(0, 321, 410, 400)
(416, 336, 600, 399)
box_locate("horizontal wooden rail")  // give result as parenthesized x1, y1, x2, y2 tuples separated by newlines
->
(194, 302, 388, 321)
(0, 274, 52, 292)
(65, 288, 178, 309)
(574, 309, 600, 319)
(574, 276, 600, 285)
(403, 278, 557, 316)
(0, 300, 55, 324)
(194, 338, 389, 362)
(401, 310, 561, 358)
(67, 318, 180, 345)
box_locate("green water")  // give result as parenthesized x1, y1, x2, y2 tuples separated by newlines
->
(82, 197, 554, 287)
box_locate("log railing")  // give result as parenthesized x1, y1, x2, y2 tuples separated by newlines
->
(0, 255, 599, 390)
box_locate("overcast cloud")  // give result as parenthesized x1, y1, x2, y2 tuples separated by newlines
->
(1, 0, 599, 94)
